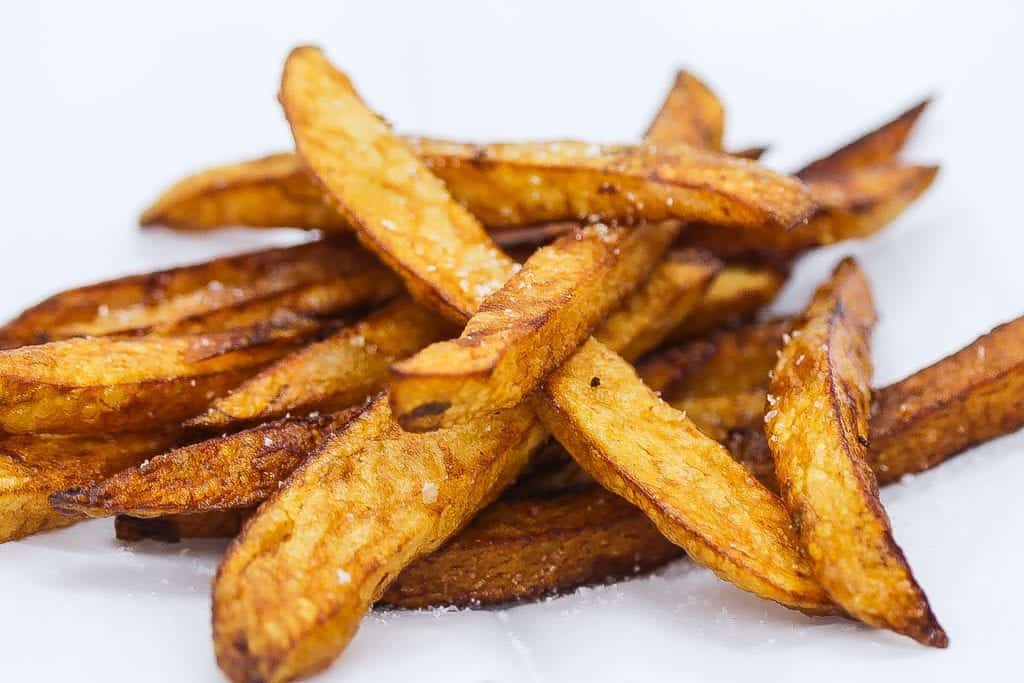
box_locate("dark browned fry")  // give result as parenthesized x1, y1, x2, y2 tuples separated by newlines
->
(1, 429, 183, 542)
(0, 240, 394, 346)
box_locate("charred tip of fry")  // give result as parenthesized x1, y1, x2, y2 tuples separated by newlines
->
(912, 617, 950, 649)
(48, 487, 105, 517)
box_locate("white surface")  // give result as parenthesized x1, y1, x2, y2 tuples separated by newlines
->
(1, 1, 1022, 681)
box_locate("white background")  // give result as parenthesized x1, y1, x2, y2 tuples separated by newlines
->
(1, 1, 1023, 681)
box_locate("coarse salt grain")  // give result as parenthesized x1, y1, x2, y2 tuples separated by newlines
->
(421, 481, 438, 504)
(263, 436, 274, 447)
(337, 568, 351, 584)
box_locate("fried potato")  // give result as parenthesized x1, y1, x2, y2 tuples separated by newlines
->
(390, 221, 681, 431)
(381, 484, 678, 608)
(766, 258, 946, 646)
(193, 299, 455, 428)
(536, 338, 830, 612)
(140, 153, 346, 232)
(0, 429, 182, 541)
(50, 410, 357, 518)
(115, 509, 254, 542)
(667, 265, 788, 340)
(644, 70, 725, 149)
(798, 99, 930, 181)
(871, 313, 1024, 484)
(679, 163, 938, 259)
(0, 321, 314, 434)
(0, 240, 398, 345)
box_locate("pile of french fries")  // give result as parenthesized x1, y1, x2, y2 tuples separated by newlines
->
(3, 46, 1022, 681)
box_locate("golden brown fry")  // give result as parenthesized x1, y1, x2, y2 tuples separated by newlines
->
(140, 153, 345, 232)
(0, 240, 397, 346)
(0, 321, 313, 434)
(414, 137, 815, 231)
(50, 410, 357, 518)
(674, 389, 768, 441)
(280, 47, 517, 322)
(871, 314, 1024, 484)
(390, 221, 681, 430)
(766, 258, 946, 646)
(644, 70, 725, 149)
(679, 164, 938, 259)
(0, 429, 182, 542)
(667, 265, 788, 340)
(798, 99, 930, 180)
(537, 338, 831, 612)
(194, 299, 455, 428)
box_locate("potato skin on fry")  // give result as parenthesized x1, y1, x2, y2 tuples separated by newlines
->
(766, 258, 946, 647)
(0, 323, 313, 434)
(0, 430, 182, 541)
(0, 240, 385, 346)
(194, 299, 455, 428)
(390, 221, 681, 431)
(50, 410, 358, 518)
(871, 314, 1024, 484)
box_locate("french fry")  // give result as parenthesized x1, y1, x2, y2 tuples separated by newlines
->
(0, 429, 183, 542)
(390, 220, 681, 430)
(644, 70, 725, 149)
(870, 314, 1024, 484)
(0, 240, 399, 346)
(536, 339, 831, 612)
(798, 99, 930, 180)
(193, 299, 455, 428)
(0, 320, 316, 434)
(766, 258, 946, 646)
(679, 163, 938, 259)
(51, 410, 358, 518)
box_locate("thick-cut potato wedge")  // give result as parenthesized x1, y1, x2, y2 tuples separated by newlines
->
(0, 322, 315, 434)
(50, 410, 358, 518)
(140, 154, 346, 232)
(280, 46, 516, 322)
(679, 164, 938, 259)
(381, 484, 678, 608)
(390, 221, 681, 430)
(194, 299, 455, 428)
(413, 137, 815, 231)
(667, 265, 788, 340)
(798, 99, 930, 181)
(116, 509, 254, 542)
(0, 429, 183, 542)
(536, 339, 830, 612)
(0, 241, 389, 346)
(766, 258, 946, 646)
(871, 314, 1024, 484)
(644, 70, 725, 149)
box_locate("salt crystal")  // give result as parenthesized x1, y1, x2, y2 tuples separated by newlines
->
(263, 436, 274, 447)
(97, 304, 110, 317)
(764, 410, 778, 422)
(978, 346, 986, 360)
(350, 335, 366, 348)
(380, 219, 396, 230)
(421, 481, 438, 504)
(208, 280, 224, 292)
(336, 568, 352, 584)
(795, 354, 805, 366)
